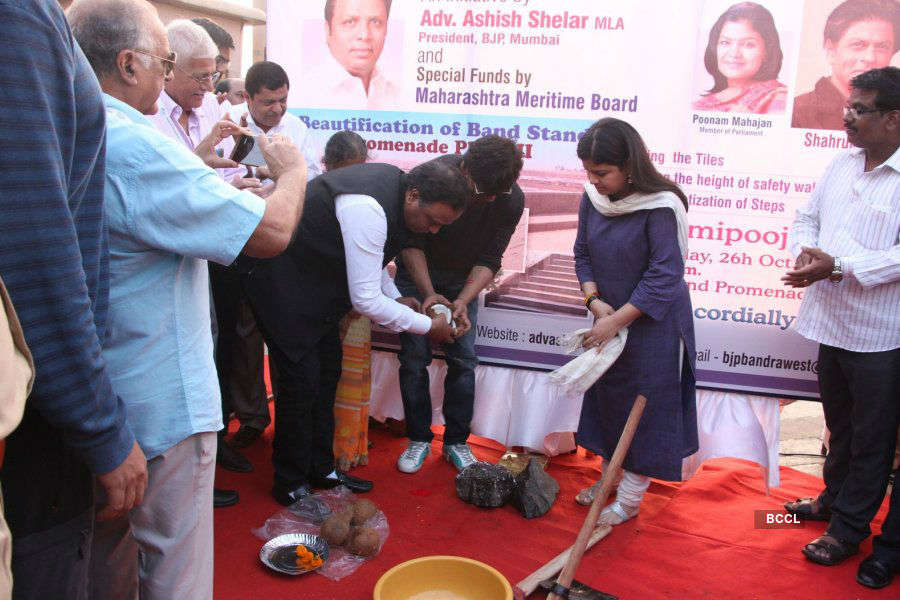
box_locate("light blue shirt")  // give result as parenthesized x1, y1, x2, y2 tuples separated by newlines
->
(100, 94, 265, 459)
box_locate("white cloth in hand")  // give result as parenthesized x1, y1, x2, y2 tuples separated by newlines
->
(548, 327, 628, 394)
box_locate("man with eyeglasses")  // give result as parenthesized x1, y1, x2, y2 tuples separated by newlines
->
(149, 20, 253, 191)
(394, 136, 525, 475)
(147, 18, 261, 502)
(68, 1, 308, 597)
(191, 17, 234, 81)
(783, 66, 900, 589)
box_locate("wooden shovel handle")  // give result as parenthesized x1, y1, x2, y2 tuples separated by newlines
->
(547, 394, 647, 600)
(513, 525, 611, 600)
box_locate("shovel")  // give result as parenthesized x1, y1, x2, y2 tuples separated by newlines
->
(514, 395, 647, 599)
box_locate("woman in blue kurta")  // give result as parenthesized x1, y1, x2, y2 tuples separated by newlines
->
(572, 118, 698, 526)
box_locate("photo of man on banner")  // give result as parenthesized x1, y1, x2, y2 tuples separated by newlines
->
(792, 0, 900, 130)
(303, 0, 401, 110)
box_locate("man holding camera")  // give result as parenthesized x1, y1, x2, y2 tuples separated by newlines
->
(69, 1, 307, 596)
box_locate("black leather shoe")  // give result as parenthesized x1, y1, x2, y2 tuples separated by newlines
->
(271, 483, 311, 506)
(214, 488, 239, 508)
(310, 471, 373, 493)
(857, 554, 897, 589)
(231, 425, 263, 449)
(217, 440, 253, 473)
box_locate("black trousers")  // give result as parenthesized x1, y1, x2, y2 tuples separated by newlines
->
(817, 344, 900, 544)
(209, 264, 270, 433)
(2, 410, 94, 599)
(266, 320, 343, 489)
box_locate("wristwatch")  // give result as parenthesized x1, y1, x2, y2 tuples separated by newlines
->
(828, 256, 843, 283)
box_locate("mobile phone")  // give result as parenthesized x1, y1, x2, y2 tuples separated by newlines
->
(229, 134, 266, 167)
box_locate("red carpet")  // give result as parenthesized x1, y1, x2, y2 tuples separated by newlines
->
(214, 419, 890, 600)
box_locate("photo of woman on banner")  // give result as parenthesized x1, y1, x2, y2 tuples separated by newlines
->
(572, 118, 698, 527)
(693, 2, 788, 114)
(792, 0, 900, 130)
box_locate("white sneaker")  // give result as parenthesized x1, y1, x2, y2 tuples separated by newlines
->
(442, 443, 478, 471)
(397, 441, 431, 473)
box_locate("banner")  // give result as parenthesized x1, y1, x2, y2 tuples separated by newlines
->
(267, 0, 900, 398)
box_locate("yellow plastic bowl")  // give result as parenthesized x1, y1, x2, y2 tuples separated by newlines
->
(373, 555, 513, 600)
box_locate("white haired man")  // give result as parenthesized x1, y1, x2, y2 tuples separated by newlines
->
(147, 19, 261, 494)
(67, 0, 307, 597)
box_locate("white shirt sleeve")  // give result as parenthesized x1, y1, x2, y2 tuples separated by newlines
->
(381, 268, 402, 299)
(335, 194, 432, 334)
(285, 115, 322, 181)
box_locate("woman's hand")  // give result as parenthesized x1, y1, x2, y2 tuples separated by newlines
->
(582, 315, 621, 350)
(589, 299, 614, 320)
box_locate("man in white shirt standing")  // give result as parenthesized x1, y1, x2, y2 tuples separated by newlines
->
(146, 19, 261, 502)
(783, 66, 900, 590)
(239, 61, 321, 181)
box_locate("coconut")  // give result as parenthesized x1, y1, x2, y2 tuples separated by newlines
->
(348, 527, 380, 557)
(320, 515, 351, 546)
(350, 498, 378, 526)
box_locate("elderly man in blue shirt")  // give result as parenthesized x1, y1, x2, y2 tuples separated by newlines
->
(68, 1, 307, 598)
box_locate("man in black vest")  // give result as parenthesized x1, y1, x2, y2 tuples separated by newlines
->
(395, 136, 524, 475)
(245, 158, 470, 504)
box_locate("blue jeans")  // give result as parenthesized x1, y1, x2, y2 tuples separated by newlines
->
(396, 269, 479, 446)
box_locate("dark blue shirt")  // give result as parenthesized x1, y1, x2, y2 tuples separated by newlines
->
(0, 0, 134, 474)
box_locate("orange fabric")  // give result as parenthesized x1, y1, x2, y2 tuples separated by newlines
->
(333, 313, 371, 471)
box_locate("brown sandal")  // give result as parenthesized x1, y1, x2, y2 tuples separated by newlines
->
(802, 534, 859, 566)
(785, 497, 831, 521)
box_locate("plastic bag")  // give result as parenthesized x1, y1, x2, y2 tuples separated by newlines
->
(252, 486, 389, 581)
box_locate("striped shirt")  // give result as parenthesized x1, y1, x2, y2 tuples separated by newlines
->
(0, 0, 134, 474)
(788, 146, 900, 352)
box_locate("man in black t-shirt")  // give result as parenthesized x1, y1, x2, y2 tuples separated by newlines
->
(394, 136, 525, 475)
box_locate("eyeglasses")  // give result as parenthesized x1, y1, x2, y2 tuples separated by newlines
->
(132, 49, 176, 76)
(176, 65, 222, 86)
(473, 182, 513, 201)
(843, 104, 885, 119)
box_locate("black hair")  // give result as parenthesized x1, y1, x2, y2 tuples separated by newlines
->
(577, 118, 688, 210)
(702, 2, 783, 94)
(215, 79, 230, 95)
(405, 157, 471, 212)
(323, 130, 368, 171)
(851, 66, 900, 109)
(824, 0, 900, 50)
(245, 61, 289, 97)
(325, 0, 392, 24)
(190, 17, 234, 50)
(462, 135, 523, 195)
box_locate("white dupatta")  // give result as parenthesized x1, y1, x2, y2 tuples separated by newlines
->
(548, 185, 689, 393)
